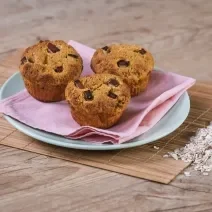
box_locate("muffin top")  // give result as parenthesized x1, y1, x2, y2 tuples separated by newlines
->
(91, 43, 154, 82)
(19, 40, 83, 85)
(65, 73, 131, 115)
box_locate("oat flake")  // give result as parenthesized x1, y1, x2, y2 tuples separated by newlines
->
(203, 172, 209, 176)
(166, 122, 212, 176)
(184, 171, 191, 177)
(154, 146, 159, 150)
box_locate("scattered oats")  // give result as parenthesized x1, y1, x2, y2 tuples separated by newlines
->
(167, 123, 212, 176)
(184, 171, 191, 177)
(163, 154, 169, 158)
(154, 146, 159, 150)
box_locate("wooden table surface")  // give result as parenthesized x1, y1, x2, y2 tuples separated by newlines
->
(0, 0, 212, 211)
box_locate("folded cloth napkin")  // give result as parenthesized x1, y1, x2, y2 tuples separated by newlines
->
(0, 40, 196, 144)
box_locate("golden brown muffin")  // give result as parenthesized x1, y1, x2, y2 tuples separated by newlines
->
(19, 40, 83, 102)
(91, 44, 154, 96)
(65, 73, 131, 129)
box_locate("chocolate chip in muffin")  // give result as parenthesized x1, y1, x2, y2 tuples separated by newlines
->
(47, 43, 60, 53)
(139, 48, 147, 55)
(74, 80, 84, 89)
(102, 46, 108, 51)
(54, 66, 63, 73)
(21, 56, 27, 65)
(108, 91, 117, 99)
(117, 60, 130, 67)
(102, 46, 111, 53)
(107, 78, 119, 87)
(68, 54, 78, 59)
(134, 48, 147, 55)
(84, 90, 93, 101)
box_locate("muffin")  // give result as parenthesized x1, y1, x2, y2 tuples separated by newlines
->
(90, 44, 154, 96)
(65, 73, 131, 129)
(19, 40, 83, 102)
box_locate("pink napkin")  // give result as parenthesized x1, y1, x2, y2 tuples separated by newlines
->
(0, 40, 196, 144)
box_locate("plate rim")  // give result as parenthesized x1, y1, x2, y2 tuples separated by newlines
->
(0, 70, 190, 150)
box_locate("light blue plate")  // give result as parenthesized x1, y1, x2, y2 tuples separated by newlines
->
(0, 71, 190, 150)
